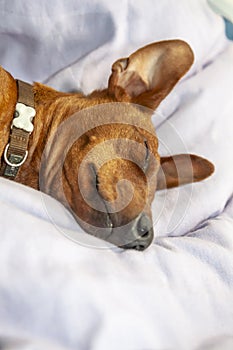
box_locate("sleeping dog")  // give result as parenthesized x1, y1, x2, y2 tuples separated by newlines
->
(0, 40, 214, 250)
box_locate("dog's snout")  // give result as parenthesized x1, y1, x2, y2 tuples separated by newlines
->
(137, 214, 152, 239)
(123, 213, 154, 251)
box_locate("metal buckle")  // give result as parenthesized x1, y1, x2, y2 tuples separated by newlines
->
(4, 143, 28, 167)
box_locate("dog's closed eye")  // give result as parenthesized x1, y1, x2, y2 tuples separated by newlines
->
(90, 163, 100, 193)
(143, 139, 150, 172)
(89, 163, 113, 229)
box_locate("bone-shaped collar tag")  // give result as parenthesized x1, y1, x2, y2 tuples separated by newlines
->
(12, 102, 36, 133)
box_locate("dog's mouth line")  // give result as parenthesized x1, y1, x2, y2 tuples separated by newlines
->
(103, 203, 114, 238)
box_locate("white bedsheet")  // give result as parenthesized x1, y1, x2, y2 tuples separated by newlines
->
(1, 1, 233, 349)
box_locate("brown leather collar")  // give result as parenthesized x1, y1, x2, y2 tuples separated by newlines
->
(0, 80, 35, 179)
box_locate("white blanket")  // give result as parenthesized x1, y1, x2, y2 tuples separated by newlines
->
(1, 1, 233, 349)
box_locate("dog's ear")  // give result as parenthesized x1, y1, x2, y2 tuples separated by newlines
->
(157, 154, 214, 190)
(108, 40, 194, 109)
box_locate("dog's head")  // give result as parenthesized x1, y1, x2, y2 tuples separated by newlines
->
(45, 40, 212, 250)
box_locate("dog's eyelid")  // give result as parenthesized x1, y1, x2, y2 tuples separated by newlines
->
(90, 163, 100, 191)
(96, 174, 100, 190)
(144, 139, 149, 158)
(89, 163, 113, 230)
(143, 139, 150, 171)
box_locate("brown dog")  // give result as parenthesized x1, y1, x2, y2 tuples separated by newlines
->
(0, 40, 214, 250)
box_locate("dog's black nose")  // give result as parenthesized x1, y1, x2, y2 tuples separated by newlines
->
(123, 213, 154, 251)
(137, 214, 152, 239)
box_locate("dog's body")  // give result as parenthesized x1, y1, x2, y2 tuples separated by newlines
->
(0, 40, 214, 250)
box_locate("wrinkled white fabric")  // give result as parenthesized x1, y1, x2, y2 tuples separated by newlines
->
(0, 1, 233, 349)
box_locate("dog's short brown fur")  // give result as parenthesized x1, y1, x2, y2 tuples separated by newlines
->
(0, 40, 214, 249)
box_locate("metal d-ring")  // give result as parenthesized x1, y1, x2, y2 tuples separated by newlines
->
(4, 144, 28, 167)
